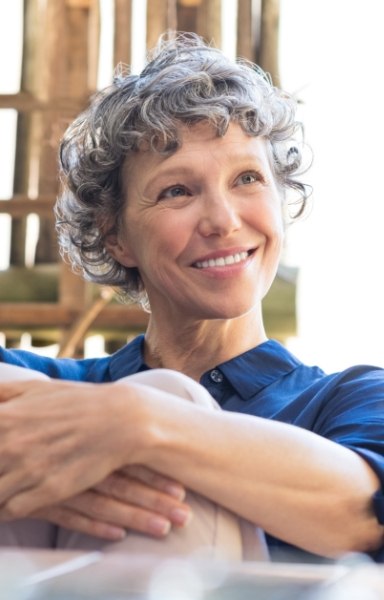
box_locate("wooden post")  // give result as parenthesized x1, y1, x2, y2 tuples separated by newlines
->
(259, 0, 280, 84)
(176, 0, 199, 33)
(237, 0, 262, 62)
(146, 0, 177, 50)
(56, 0, 101, 353)
(88, 0, 101, 91)
(114, 0, 132, 66)
(196, 0, 221, 47)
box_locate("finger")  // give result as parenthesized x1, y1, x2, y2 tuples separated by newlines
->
(63, 491, 172, 538)
(0, 468, 90, 520)
(0, 472, 37, 519)
(0, 381, 38, 402)
(120, 465, 186, 500)
(33, 505, 127, 541)
(93, 473, 191, 527)
(0, 379, 86, 403)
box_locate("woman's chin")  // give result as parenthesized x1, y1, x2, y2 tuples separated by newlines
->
(192, 301, 258, 322)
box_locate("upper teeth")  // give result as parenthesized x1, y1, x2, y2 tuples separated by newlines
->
(195, 251, 248, 269)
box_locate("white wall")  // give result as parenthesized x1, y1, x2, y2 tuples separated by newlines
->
(280, 0, 384, 371)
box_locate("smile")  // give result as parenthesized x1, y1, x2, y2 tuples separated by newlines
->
(194, 251, 250, 269)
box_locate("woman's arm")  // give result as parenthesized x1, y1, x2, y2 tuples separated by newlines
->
(130, 383, 383, 557)
(0, 381, 191, 537)
(0, 377, 382, 557)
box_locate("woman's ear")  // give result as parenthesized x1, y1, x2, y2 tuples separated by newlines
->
(105, 233, 137, 268)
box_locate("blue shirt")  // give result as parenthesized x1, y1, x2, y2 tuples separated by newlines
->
(1, 336, 384, 561)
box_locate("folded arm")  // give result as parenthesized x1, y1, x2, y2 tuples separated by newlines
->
(0, 377, 382, 557)
(0, 380, 190, 539)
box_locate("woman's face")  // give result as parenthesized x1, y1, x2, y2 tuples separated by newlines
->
(113, 122, 284, 321)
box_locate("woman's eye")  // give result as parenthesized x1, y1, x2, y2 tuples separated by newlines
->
(235, 172, 260, 186)
(159, 185, 189, 200)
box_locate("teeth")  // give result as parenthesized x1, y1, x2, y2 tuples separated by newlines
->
(195, 251, 248, 269)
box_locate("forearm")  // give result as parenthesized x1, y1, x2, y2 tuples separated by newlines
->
(131, 389, 383, 557)
(0, 378, 192, 540)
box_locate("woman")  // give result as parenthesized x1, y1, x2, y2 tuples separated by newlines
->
(0, 33, 383, 562)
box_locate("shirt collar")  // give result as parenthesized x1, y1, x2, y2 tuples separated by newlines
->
(109, 335, 302, 400)
(217, 339, 303, 400)
(109, 334, 147, 380)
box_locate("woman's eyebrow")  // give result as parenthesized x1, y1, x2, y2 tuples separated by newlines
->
(142, 165, 194, 192)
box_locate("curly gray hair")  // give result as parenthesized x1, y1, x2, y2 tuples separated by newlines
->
(56, 32, 309, 306)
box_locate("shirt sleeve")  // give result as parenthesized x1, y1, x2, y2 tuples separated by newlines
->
(0, 345, 112, 382)
(311, 366, 384, 529)
(311, 367, 384, 478)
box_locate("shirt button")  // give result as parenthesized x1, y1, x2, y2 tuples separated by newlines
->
(210, 369, 223, 383)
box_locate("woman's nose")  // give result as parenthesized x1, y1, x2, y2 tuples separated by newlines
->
(197, 194, 242, 237)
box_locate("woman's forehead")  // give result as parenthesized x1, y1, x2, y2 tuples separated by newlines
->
(121, 124, 273, 202)
(126, 122, 268, 171)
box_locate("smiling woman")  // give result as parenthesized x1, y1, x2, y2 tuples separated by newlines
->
(0, 33, 384, 564)
(105, 124, 284, 331)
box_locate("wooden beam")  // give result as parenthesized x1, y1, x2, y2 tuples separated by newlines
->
(0, 196, 56, 217)
(0, 266, 57, 303)
(0, 93, 88, 113)
(0, 298, 294, 340)
(0, 304, 149, 329)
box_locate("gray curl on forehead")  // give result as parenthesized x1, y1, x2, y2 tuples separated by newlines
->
(56, 32, 311, 308)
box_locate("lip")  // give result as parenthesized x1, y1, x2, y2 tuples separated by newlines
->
(191, 247, 256, 270)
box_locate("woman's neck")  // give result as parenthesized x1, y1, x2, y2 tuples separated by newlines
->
(143, 306, 267, 381)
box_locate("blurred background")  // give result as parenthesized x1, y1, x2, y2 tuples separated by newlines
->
(0, 0, 383, 371)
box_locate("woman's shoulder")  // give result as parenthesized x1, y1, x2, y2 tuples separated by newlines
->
(0, 334, 145, 382)
(262, 339, 384, 392)
(0, 345, 113, 382)
(226, 339, 384, 421)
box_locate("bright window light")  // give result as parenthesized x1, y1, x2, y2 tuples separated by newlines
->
(280, 0, 384, 371)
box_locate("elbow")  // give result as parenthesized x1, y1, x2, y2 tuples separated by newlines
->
(306, 527, 383, 561)
(315, 524, 383, 560)
(342, 521, 384, 557)
(326, 500, 384, 558)
(301, 493, 384, 559)
(327, 467, 384, 557)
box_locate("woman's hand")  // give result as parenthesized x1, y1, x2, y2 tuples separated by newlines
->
(34, 466, 191, 540)
(0, 379, 147, 519)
